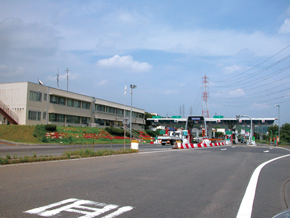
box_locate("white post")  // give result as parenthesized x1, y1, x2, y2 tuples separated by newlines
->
(130, 84, 137, 141)
(275, 104, 280, 140)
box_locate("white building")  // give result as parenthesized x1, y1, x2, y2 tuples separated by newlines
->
(0, 82, 145, 130)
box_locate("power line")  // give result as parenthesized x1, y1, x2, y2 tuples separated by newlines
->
(213, 44, 290, 83)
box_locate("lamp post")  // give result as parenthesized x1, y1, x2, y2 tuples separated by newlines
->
(275, 104, 280, 142)
(236, 115, 253, 145)
(130, 84, 137, 141)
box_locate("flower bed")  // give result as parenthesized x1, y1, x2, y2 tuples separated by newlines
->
(45, 132, 69, 139)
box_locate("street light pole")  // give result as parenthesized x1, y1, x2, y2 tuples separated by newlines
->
(236, 115, 253, 145)
(275, 104, 280, 140)
(130, 84, 137, 141)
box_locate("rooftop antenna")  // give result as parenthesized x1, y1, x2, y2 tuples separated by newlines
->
(57, 68, 59, 89)
(38, 78, 44, 85)
(66, 68, 69, 91)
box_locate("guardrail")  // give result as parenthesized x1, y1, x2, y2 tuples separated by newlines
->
(0, 100, 19, 124)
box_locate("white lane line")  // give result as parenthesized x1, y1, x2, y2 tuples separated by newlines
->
(263, 150, 269, 153)
(24, 198, 133, 217)
(236, 154, 290, 218)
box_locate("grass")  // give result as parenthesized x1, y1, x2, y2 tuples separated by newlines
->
(0, 125, 138, 145)
(0, 148, 138, 165)
(0, 125, 40, 143)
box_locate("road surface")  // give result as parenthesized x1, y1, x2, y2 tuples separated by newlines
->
(0, 145, 289, 217)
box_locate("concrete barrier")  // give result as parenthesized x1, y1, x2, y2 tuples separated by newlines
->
(175, 140, 226, 149)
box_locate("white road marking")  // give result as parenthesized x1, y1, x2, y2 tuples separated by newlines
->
(24, 198, 133, 217)
(221, 148, 227, 151)
(236, 154, 290, 218)
(263, 150, 270, 153)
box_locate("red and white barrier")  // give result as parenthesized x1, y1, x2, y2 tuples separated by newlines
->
(176, 140, 226, 149)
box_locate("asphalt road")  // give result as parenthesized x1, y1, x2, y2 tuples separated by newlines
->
(0, 145, 290, 218)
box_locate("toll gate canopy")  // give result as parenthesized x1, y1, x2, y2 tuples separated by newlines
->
(147, 117, 276, 128)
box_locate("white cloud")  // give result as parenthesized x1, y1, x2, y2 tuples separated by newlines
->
(223, 65, 242, 74)
(228, 89, 245, 96)
(0, 18, 60, 60)
(279, 19, 290, 34)
(214, 89, 245, 97)
(96, 55, 152, 73)
(97, 80, 108, 86)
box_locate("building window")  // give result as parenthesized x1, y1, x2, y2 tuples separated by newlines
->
(96, 104, 106, 112)
(95, 118, 105, 126)
(82, 102, 90, 110)
(74, 100, 80, 108)
(28, 111, 41, 120)
(49, 113, 65, 122)
(106, 107, 115, 114)
(139, 113, 144, 118)
(44, 93, 47, 101)
(43, 112, 46, 120)
(67, 115, 80, 124)
(67, 99, 81, 108)
(67, 99, 73, 107)
(105, 120, 110, 126)
(81, 117, 90, 124)
(50, 95, 66, 105)
(133, 112, 138, 117)
(29, 91, 42, 101)
(116, 108, 124, 116)
(125, 111, 130, 117)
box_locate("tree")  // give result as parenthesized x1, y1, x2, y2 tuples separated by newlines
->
(267, 125, 278, 137)
(280, 123, 290, 143)
(145, 112, 153, 130)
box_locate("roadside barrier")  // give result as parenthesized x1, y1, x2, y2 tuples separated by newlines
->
(174, 140, 226, 149)
(131, 140, 139, 150)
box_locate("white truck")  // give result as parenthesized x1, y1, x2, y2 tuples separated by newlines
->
(158, 130, 185, 145)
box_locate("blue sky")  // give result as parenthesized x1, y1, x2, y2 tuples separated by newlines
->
(1, 0, 290, 125)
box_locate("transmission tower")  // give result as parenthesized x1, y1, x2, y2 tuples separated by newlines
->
(202, 75, 209, 118)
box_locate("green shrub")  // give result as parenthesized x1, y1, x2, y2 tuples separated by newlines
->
(146, 130, 160, 137)
(45, 124, 57, 132)
(42, 136, 48, 143)
(3, 158, 9, 164)
(105, 127, 125, 136)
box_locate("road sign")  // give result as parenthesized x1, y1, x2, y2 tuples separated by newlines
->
(122, 117, 129, 125)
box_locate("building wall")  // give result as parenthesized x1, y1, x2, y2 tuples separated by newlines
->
(0, 82, 145, 130)
(0, 82, 28, 124)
